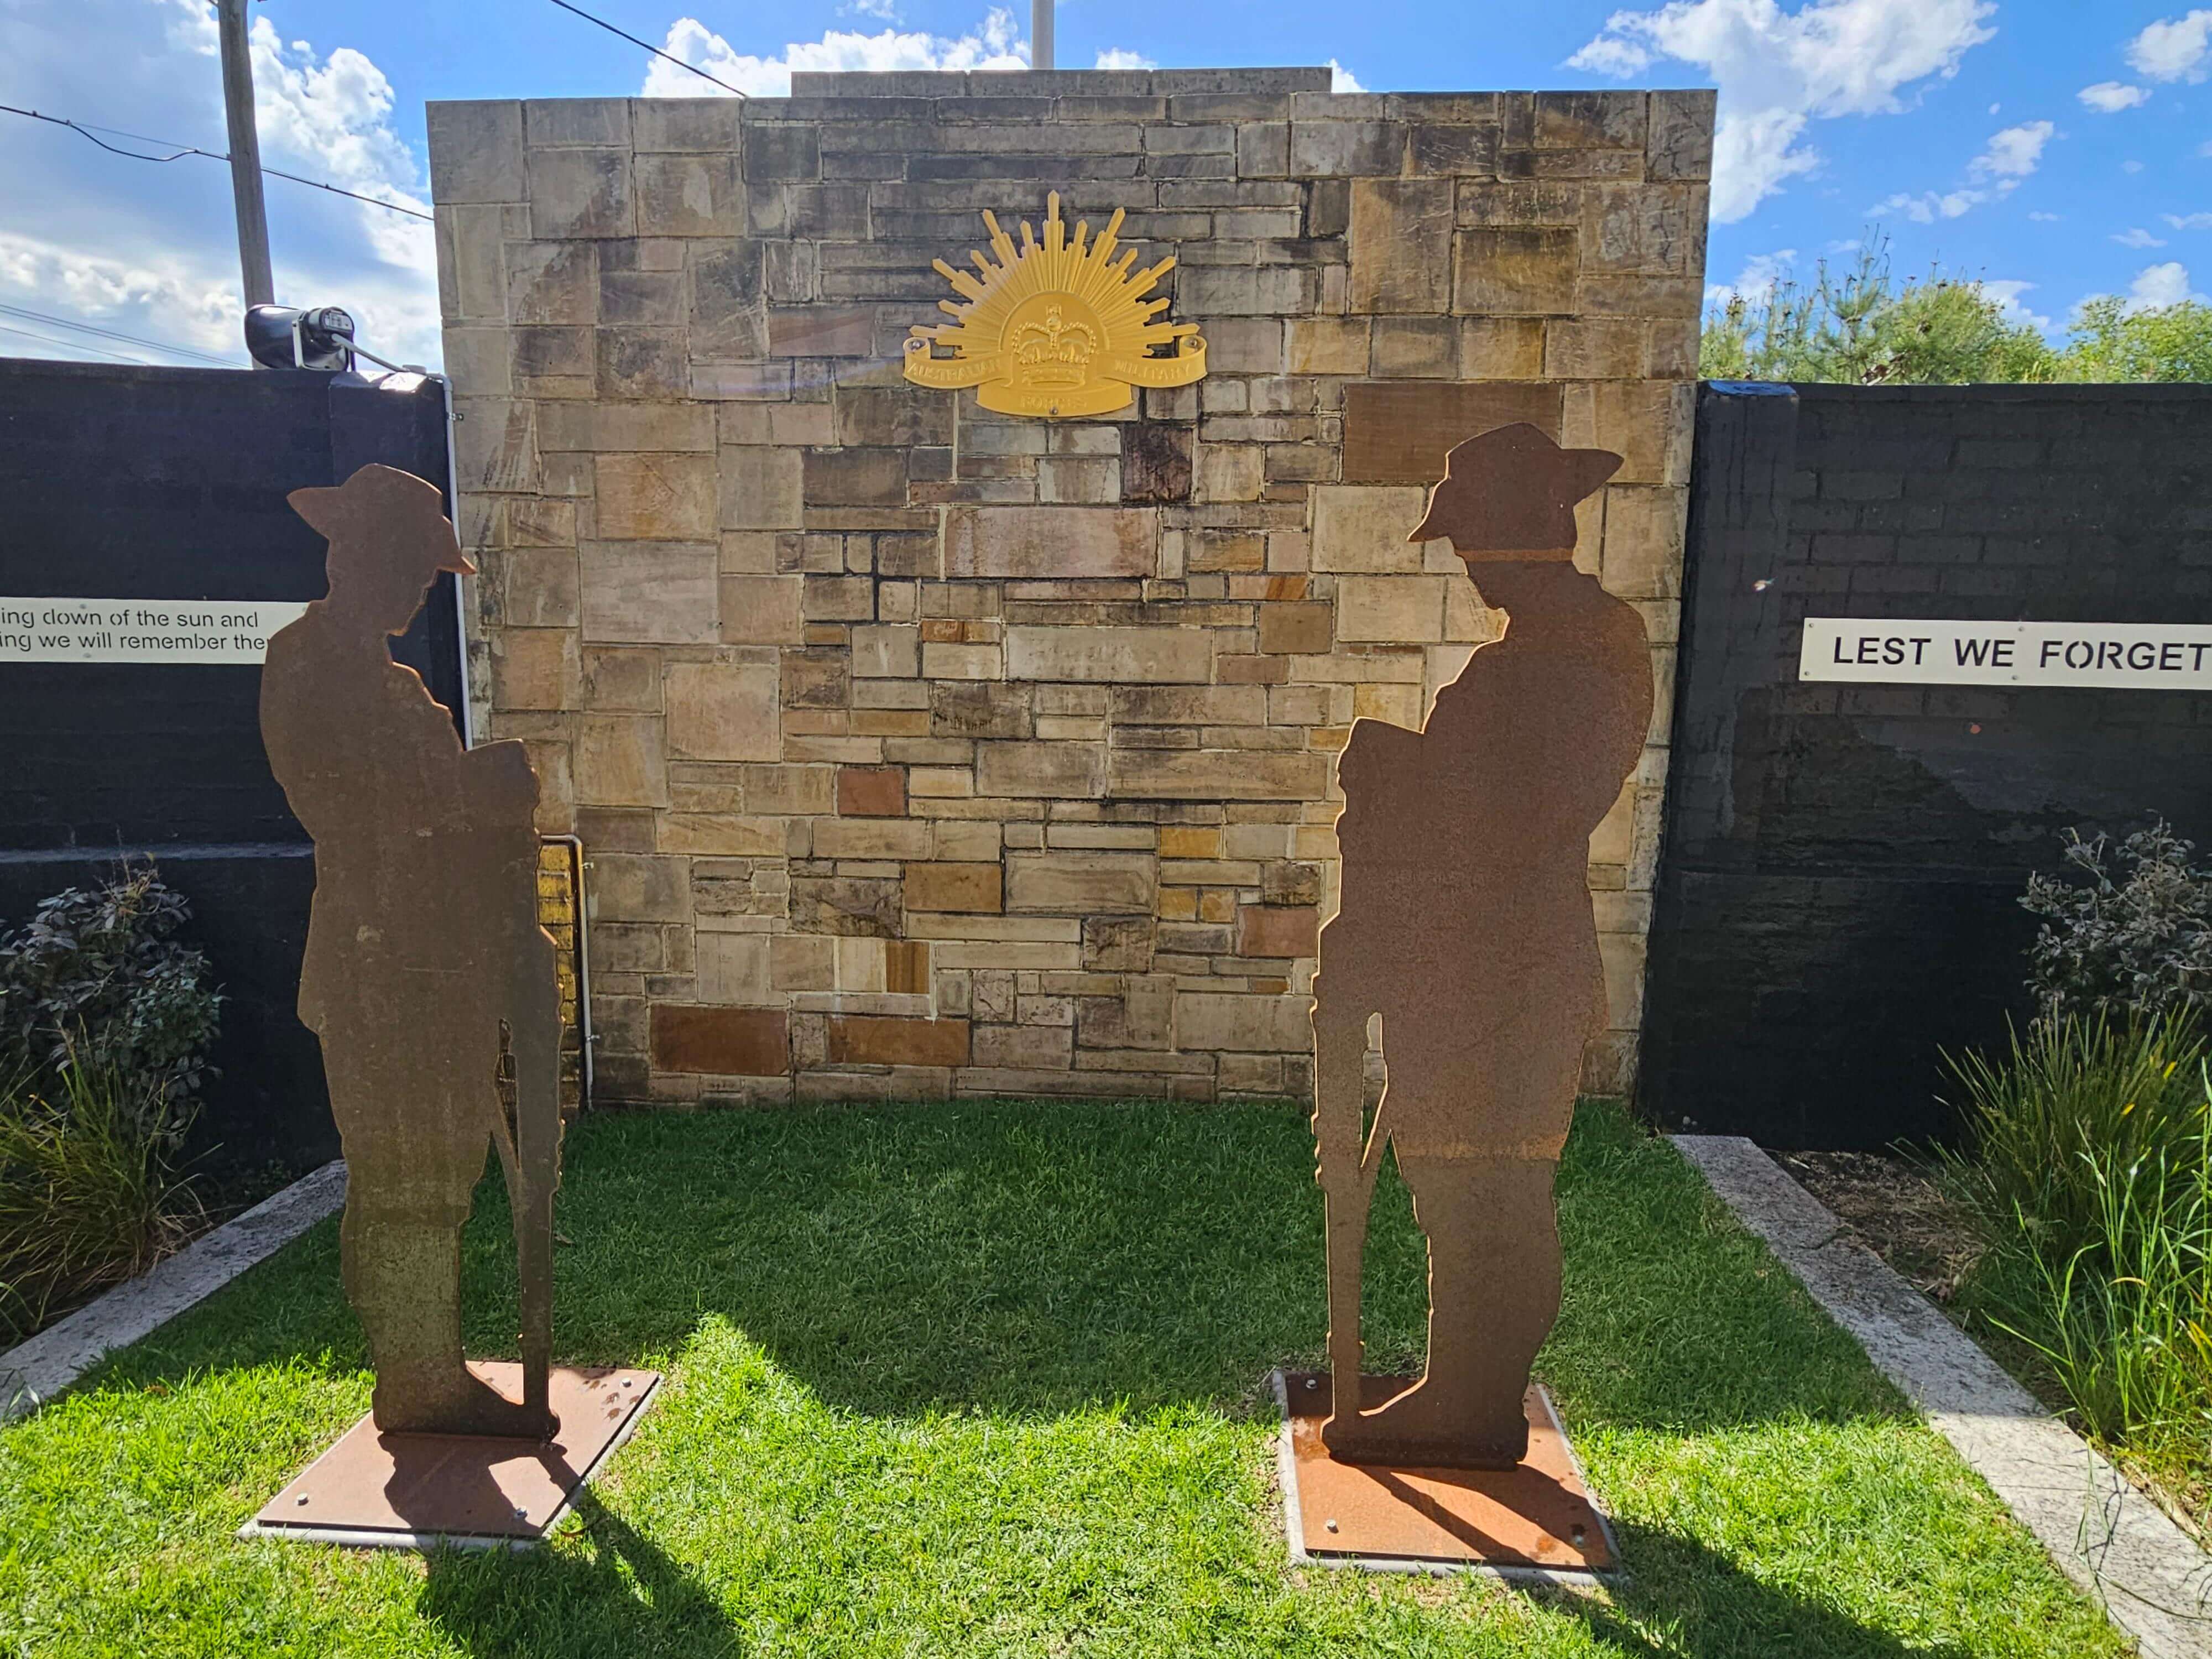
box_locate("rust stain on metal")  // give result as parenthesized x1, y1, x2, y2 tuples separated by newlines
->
(251, 1364, 659, 1545)
(1282, 1373, 1613, 1571)
(1313, 424, 1649, 1470)
(261, 463, 565, 1439)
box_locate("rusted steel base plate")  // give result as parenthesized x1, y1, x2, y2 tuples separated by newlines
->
(245, 1364, 660, 1550)
(1276, 1373, 1615, 1575)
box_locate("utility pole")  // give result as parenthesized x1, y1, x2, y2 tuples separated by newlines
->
(1032, 0, 1053, 71)
(217, 0, 275, 314)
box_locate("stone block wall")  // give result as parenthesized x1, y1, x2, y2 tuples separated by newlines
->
(426, 69, 1713, 1107)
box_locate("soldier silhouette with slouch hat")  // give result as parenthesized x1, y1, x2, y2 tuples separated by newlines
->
(260, 464, 561, 1439)
(1313, 424, 1651, 1469)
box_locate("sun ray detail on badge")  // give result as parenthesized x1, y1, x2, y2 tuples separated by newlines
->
(901, 192, 1208, 419)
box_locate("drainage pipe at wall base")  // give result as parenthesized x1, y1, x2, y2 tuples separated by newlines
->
(544, 833, 596, 1104)
(433, 372, 474, 748)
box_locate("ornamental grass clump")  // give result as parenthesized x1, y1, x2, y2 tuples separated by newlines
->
(0, 865, 219, 1346)
(1939, 823, 2212, 1504)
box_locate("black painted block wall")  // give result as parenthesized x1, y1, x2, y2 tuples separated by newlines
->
(1643, 383, 2212, 1149)
(0, 358, 463, 1172)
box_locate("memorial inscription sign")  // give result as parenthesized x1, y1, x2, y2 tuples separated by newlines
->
(1800, 617, 2212, 689)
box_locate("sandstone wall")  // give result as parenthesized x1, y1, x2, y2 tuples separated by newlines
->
(426, 69, 1713, 1107)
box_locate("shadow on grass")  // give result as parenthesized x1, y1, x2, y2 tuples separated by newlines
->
(418, 1494, 739, 1659)
(1530, 1521, 1970, 1659)
(75, 1097, 1901, 1434)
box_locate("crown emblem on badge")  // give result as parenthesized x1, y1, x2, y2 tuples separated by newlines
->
(902, 192, 1208, 419)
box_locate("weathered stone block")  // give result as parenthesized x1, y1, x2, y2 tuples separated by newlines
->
(653, 1005, 788, 1073)
(1290, 121, 1404, 176)
(596, 452, 717, 539)
(579, 541, 719, 643)
(1258, 601, 1334, 655)
(852, 623, 920, 677)
(1108, 750, 1327, 800)
(1081, 915, 1155, 971)
(1174, 991, 1313, 1052)
(1339, 381, 1565, 484)
(635, 152, 742, 236)
(974, 740, 1107, 798)
(803, 574, 875, 621)
(1647, 90, 1716, 181)
(813, 817, 931, 859)
(493, 627, 581, 710)
(594, 327, 686, 400)
(1350, 179, 1455, 313)
(905, 862, 1004, 913)
(1311, 486, 1431, 572)
(689, 242, 767, 359)
(1005, 627, 1211, 683)
(719, 575, 805, 644)
(945, 507, 1157, 578)
(666, 659, 781, 760)
(1236, 904, 1319, 959)
(790, 875, 902, 936)
(837, 764, 907, 816)
(1370, 316, 1459, 378)
(592, 852, 690, 921)
(1453, 227, 1580, 315)
(696, 932, 773, 1004)
(428, 101, 524, 203)
(826, 1015, 971, 1067)
(972, 1023, 1072, 1069)
(1337, 576, 1447, 642)
(1287, 317, 1369, 375)
(575, 713, 667, 805)
(1006, 853, 1156, 914)
(528, 148, 633, 239)
(719, 446, 804, 530)
(932, 681, 1032, 739)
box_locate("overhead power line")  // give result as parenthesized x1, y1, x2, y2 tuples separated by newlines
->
(0, 103, 433, 221)
(0, 302, 238, 368)
(544, 0, 749, 97)
(0, 322, 156, 364)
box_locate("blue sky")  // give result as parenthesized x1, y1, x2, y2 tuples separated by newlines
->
(2, 0, 2209, 368)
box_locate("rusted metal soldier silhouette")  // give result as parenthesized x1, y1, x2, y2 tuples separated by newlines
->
(261, 464, 562, 1439)
(1313, 423, 1650, 1469)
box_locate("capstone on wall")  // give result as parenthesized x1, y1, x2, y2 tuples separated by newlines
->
(425, 69, 1713, 1108)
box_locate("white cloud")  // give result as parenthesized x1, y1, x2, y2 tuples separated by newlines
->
(1093, 48, 1156, 70)
(2114, 227, 2171, 247)
(1327, 59, 1365, 93)
(1705, 247, 1796, 306)
(1969, 119, 2053, 181)
(0, 1, 436, 368)
(2030, 210, 2062, 221)
(1980, 279, 2051, 332)
(644, 9, 1029, 97)
(2127, 11, 2212, 83)
(2128, 260, 2205, 307)
(2168, 211, 2212, 228)
(1567, 0, 1997, 222)
(2124, 158, 2146, 173)
(2078, 80, 2151, 112)
(845, 0, 900, 19)
(1871, 187, 1984, 222)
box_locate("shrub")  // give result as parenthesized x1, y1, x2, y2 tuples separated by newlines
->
(0, 866, 220, 1344)
(2022, 822, 2212, 1024)
(0, 865, 222, 1120)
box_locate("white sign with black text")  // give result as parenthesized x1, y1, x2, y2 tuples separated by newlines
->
(0, 598, 310, 665)
(1799, 617, 2212, 690)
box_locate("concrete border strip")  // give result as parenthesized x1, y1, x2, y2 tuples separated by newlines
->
(1673, 1133, 2212, 1659)
(1, 1160, 346, 1423)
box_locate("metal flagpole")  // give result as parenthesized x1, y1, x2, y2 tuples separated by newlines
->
(1032, 0, 1053, 71)
(217, 0, 275, 315)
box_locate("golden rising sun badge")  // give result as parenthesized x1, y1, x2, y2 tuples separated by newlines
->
(902, 192, 1208, 419)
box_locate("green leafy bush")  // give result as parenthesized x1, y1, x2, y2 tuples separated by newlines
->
(0, 866, 220, 1344)
(1698, 242, 2212, 386)
(2022, 822, 2212, 1024)
(0, 865, 221, 1117)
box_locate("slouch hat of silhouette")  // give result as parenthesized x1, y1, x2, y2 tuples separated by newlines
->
(1408, 422, 1623, 556)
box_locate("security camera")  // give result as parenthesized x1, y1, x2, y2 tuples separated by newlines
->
(245, 304, 356, 371)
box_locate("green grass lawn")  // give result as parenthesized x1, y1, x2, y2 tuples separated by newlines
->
(0, 1098, 2122, 1658)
